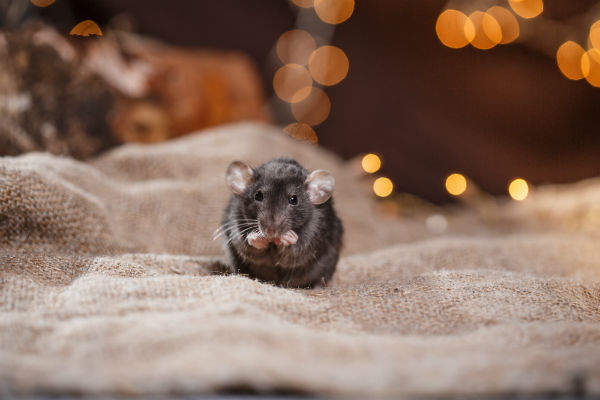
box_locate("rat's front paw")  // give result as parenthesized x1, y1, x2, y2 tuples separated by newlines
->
(279, 230, 298, 246)
(247, 231, 269, 249)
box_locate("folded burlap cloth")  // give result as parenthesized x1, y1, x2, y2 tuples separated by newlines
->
(1, 122, 599, 398)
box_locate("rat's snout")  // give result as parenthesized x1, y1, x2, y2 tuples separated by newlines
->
(259, 214, 286, 239)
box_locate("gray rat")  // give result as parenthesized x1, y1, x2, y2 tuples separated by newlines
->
(215, 157, 343, 288)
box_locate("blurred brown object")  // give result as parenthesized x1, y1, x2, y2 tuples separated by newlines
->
(0, 23, 269, 159)
(101, 32, 270, 143)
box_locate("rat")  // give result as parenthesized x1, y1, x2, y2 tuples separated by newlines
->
(215, 157, 343, 288)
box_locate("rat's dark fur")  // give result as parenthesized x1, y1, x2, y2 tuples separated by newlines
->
(221, 157, 343, 288)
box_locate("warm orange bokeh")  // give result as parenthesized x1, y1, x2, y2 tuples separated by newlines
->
(487, 6, 520, 44)
(291, 87, 331, 126)
(581, 50, 600, 87)
(445, 173, 467, 196)
(508, 178, 529, 200)
(273, 64, 313, 103)
(276, 30, 317, 66)
(314, 0, 354, 25)
(69, 20, 103, 37)
(436, 10, 475, 49)
(508, 0, 543, 19)
(361, 153, 381, 174)
(469, 11, 501, 50)
(373, 177, 393, 197)
(589, 20, 600, 59)
(308, 45, 349, 86)
(556, 41, 585, 80)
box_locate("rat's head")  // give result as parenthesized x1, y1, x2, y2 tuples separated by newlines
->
(226, 158, 334, 240)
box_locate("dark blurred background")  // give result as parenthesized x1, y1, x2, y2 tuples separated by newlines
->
(24, 0, 600, 202)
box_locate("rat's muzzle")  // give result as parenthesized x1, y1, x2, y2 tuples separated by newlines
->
(259, 216, 286, 240)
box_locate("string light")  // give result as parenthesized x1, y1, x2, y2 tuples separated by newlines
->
(373, 177, 393, 198)
(589, 20, 600, 51)
(276, 30, 317, 66)
(486, 6, 520, 44)
(361, 154, 381, 174)
(273, 0, 352, 169)
(291, 87, 331, 126)
(308, 45, 349, 86)
(273, 64, 313, 103)
(508, 0, 543, 19)
(445, 173, 467, 196)
(436, 9, 475, 49)
(508, 178, 529, 200)
(581, 50, 600, 87)
(69, 20, 103, 37)
(556, 41, 586, 80)
(314, 0, 354, 25)
(469, 11, 502, 50)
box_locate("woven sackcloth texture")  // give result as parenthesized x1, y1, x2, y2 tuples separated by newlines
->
(1, 122, 599, 398)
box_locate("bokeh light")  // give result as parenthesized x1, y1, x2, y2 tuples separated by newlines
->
(283, 122, 318, 144)
(435, 9, 475, 49)
(486, 6, 520, 44)
(373, 177, 394, 198)
(273, 64, 313, 103)
(314, 0, 354, 25)
(291, 87, 331, 126)
(291, 0, 314, 8)
(508, 178, 529, 201)
(590, 20, 600, 51)
(556, 41, 586, 80)
(308, 45, 349, 86)
(361, 153, 381, 174)
(581, 50, 600, 87)
(30, 0, 55, 7)
(276, 30, 317, 66)
(469, 11, 502, 50)
(508, 0, 543, 19)
(445, 173, 467, 196)
(588, 20, 600, 65)
(69, 20, 103, 37)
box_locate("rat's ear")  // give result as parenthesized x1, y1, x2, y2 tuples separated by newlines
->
(226, 161, 255, 195)
(304, 169, 335, 205)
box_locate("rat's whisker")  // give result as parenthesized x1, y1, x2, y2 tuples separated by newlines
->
(220, 225, 258, 243)
(224, 227, 258, 246)
(213, 221, 258, 238)
(213, 220, 257, 234)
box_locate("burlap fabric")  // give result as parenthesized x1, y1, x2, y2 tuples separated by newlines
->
(1, 123, 599, 398)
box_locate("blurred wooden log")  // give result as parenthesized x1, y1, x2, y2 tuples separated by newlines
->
(0, 23, 269, 159)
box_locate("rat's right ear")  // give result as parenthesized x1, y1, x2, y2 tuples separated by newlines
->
(226, 161, 255, 195)
(304, 169, 335, 205)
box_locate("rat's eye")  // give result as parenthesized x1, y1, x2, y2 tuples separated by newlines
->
(254, 191, 263, 202)
(289, 195, 298, 205)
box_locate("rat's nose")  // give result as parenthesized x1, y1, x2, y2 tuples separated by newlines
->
(262, 227, 277, 239)
(260, 216, 285, 239)
(261, 224, 280, 240)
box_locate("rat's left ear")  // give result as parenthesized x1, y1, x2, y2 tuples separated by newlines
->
(226, 161, 255, 195)
(304, 169, 335, 205)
